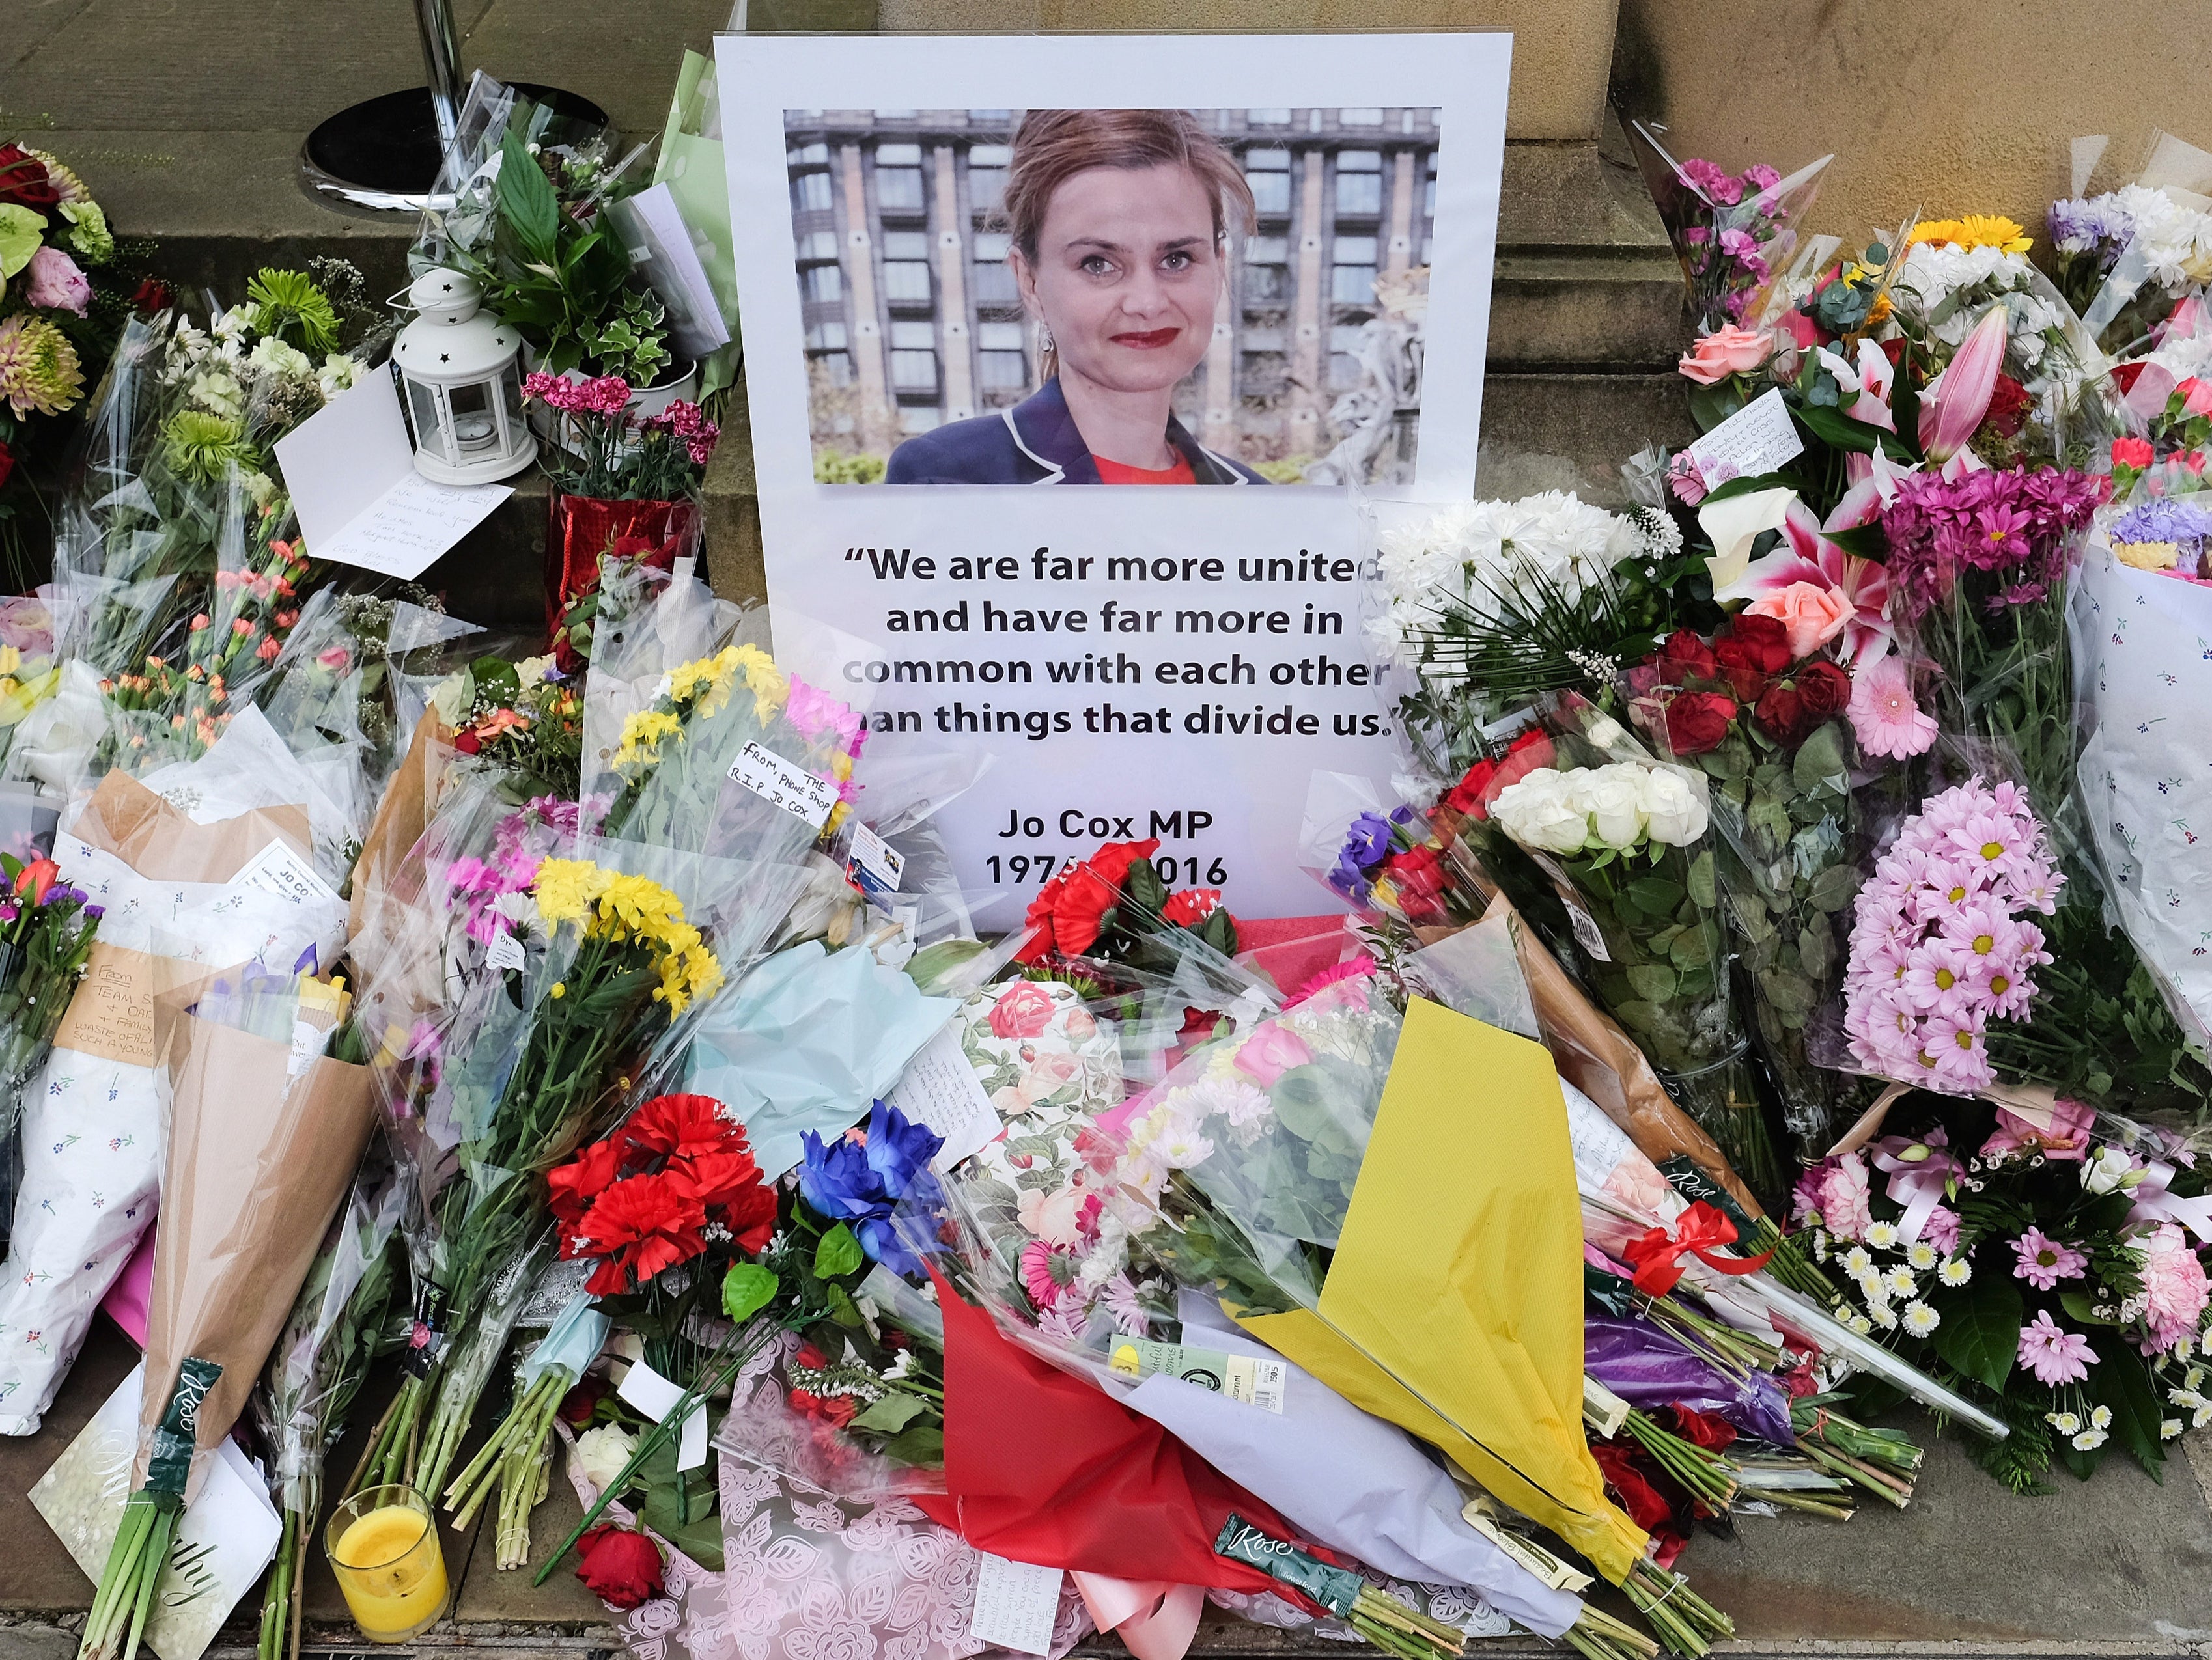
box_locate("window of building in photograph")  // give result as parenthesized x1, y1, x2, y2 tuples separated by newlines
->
(805, 320, 851, 387)
(802, 262, 843, 304)
(977, 319, 1028, 391)
(970, 230, 1018, 307)
(1339, 108, 1384, 126)
(1329, 322, 1369, 391)
(791, 168, 833, 215)
(875, 142, 925, 215)
(796, 229, 839, 263)
(889, 320, 938, 395)
(968, 143, 1010, 215)
(1243, 233, 1290, 306)
(1421, 152, 1438, 264)
(1335, 150, 1382, 218)
(897, 406, 940, 434)
(787, 141, 828, 167)
(882, 228, 932, 307)
(1331, 234, 1378, 305)
(1244, 148, 1291, 218)
(1246, 109, 1291, 126)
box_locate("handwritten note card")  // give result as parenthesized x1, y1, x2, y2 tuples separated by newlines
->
(1685, 386, 1805, 484)
(888, 1021, 1002, 1172)
(275, 374, 511, 581)
(968, 1553, 1064, 1657)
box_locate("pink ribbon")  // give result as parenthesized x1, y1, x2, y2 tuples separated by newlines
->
(2129, 1161, 2212, 1245)
(1071, 1573, 1207, 1660)
(1869, 1131, 1957, 1245)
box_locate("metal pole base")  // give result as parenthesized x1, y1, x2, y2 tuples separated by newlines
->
(300, 84, 609, 215)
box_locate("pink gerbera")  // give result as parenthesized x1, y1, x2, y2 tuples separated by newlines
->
(2017, 1309, 2097, 1387)
(1019, 1239, 1069, 1309)
(1847, 656, 1937, 759)
(2012, 1226, 2088, 1290)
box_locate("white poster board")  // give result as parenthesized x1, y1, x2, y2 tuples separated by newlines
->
(718, 32, 1513, 919)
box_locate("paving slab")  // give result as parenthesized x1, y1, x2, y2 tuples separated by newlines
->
(0, 1315, 138, 1617)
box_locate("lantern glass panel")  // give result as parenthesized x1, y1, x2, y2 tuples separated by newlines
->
(498, 369, 526, 444)
(447, 381, 495, 452)
(406, 378, 452, 465)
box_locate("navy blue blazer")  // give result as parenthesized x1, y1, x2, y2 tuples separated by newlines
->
(883, 378, 1267, 485)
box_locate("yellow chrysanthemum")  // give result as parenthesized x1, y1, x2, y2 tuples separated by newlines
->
(656, 937, 723, 1014)
(830, 750, 855, 783)
(591, 870, 690, 946)
(531, 857, 608, 928)
(613, 708, 683, 773)
(1906, 215, 2032, 255)
(666, 646, 743, 718)
(733, 643, 789, 722)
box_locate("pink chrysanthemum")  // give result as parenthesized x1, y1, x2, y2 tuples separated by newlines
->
(2012, 1226, 2088, 1290)
(2017, 1309, 2097, 1387)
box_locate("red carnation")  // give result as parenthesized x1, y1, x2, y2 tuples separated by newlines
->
(576, 1526, 664, 1610)
(1160, 887, 1220, 928)
(1662, 690, 1737, 757)
(569, 1172, 707, 1295)
(1978, 372, 2031, 441)
(1795, 659, 1852, 719)
(2112, 435, 2155, 470)
(669, 1148, 778, 1252)
(549, 1137, 625, 1233)
(0, 145, 60, 212)
(624, 1092, 741, 1162)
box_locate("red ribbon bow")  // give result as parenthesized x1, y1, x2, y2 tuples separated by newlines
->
(1621, 1201, 1774, 1296)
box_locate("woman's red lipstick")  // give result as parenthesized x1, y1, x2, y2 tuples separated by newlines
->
(1110, 327, 1181, 348)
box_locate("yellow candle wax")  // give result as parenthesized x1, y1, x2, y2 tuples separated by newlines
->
(332, 1504, 448, 1639)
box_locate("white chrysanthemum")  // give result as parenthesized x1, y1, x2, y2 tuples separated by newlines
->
(2164, 1417, 2186, 1440)
(1841, 1245, 1874, 1279)
(1884, 1266, 1918, 1299)
(1867, 1300, 1898, 1330)
(1846, 1312, 1874, 1336)
(2071, 1428, 2109, 1452)
(1905, 1241, 1940, 1271)
(2045, 1411, 2081, 1434)
(1866, 1221, 1899, 1250)
(1901, 1301, 1940, 1337)
(248, 335, 314, 380)
(2090, 1404, 2112, 1430)
(1939, 1257, 1973, 1287)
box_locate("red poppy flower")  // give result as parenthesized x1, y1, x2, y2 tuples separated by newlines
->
(549, 1137, 625, 1234)
(624, 1092, 742, 1162)
(571, 1172, 707, 1294)
(1160, 888, 1221, 928)
(576, 1526, 664, 1609)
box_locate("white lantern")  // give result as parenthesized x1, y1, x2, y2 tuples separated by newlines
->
(393, 267, 537, 485)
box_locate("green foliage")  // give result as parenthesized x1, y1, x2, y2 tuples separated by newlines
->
(721, 1262, 778, 1323)
(1927, 1273, 2022, 1392)
(813, 450, 888, 484)
(813, 1223, 864, 1279)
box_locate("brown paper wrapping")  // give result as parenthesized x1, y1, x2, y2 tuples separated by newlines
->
(348, 708, 453, 943)
(70, 771, 313, 882)
(1421, 890, 1765, 1222)
(51, 943, 219, 1068)
(132, 1012, 378, 1499)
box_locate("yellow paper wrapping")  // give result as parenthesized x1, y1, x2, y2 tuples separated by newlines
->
(1240, 998, 1647, 1583)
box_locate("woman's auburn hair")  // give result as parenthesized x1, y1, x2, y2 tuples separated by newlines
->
(1000, 109, 1259, 262)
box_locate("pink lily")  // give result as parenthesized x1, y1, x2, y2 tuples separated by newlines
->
(1711, 492, 1896, 665)
(1815, 337, 1897, 433)
(1919, 305, 2009, 465)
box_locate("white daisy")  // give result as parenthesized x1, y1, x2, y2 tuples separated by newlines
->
(2071, 1428, 2108, 1452)
(1907, 1241, 1940, 1271)
(1840, 1245, 1873, 1279)
(1868, 1301, 1898, 1331)
(1846, 1313, 1874, 1336)
(1884, 1267, 1918, 1299)
(2090, 1405, 2113, 1430)
(1939, 1258, 1973, 1286)
(1901, 1301, 1940, 1337)
(1866, 1222, 1899, 1250)
(2045, 1411, 2081, 1434)
(2164, 1418, 2186, 1440)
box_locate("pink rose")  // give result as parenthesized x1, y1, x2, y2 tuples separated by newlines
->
(2181, 376, 2212, 419)
(1233, 1021, 1313, 1088)
(1743, 581, 1854, 661)
(1017, 1183, 1089, 1246)
(987, 981, 1056, 1041)
(23, 246, 90, 317)
(1678, 325, 1773, 386)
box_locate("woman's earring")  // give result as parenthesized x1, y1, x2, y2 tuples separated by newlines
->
(1037, 323, 1054, 355)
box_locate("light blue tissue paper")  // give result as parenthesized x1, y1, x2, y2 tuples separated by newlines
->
(684, 940, 959, 1176)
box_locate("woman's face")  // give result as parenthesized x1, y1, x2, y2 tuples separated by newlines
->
(1013, 163, 1222, 396)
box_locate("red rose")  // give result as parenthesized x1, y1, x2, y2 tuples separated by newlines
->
(1662, 1406, 1738, 1452)
(452, 727, 482, 755)
(1752, 682, 1808, 744)
(1662, 690, 1737, 756)
(576, 1526, 664, 1610)
(130, 277, 175, 316)
(0, 441, 14, 492)
(1382, 844, 1448, 924)
(1655, 629, 1717, 684)
(1589, 1441, 1675, 1536)
(1879, 335, 1907, 370)
(1445, 730, 1554, 821)
(0, 145, 59, 212)
(1443, 757, 1496, 817)
(1711, 613, 1792, 700)
(557, 1373, 610, 1426)
(2112, 435, 2155, 469)
(1978, 372, 2031, 440)
(987, 980, 1056, 1040)
(1795, 659, 1851, 719)
(1160, 887, 1220, 928)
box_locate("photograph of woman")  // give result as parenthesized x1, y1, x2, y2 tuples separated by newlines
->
(885, 108, 1268, 486)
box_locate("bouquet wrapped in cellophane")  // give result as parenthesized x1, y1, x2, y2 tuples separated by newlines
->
(0, 849, 102, 1248)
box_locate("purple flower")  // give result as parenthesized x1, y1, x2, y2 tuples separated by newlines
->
(2114, 497, 2212, 551)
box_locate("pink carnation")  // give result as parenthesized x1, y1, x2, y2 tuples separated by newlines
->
(1817, 1152, 1873, 1242)
(2140, 1223, 2211, 1353)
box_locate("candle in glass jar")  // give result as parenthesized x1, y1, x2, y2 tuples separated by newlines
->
(328, 1489, 449, 1642)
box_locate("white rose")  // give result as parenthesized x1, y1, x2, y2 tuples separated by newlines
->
(1639, 766, 1710, 847)
(1570, 764, 1647, 850)
(1584, 715, 1627, 751)
(2082, 1145, 2137, 1196)
(574, 1422, 639, 1492)
(1492, 769, 1589, 855)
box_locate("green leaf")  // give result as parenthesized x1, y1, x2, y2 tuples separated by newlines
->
(1627, 963, 1679, 1002)
(848, 1392, 927, 1435)
(826, 1283, 865, 1327)
(637, 1438, 725, 1570)
(1797, 921, 1834, 980)
(1687, 381, 1746, 434)
(2091, 1348, 2169, 1478)
(815, 1223, 865, 1280)
(497, 127, 561, 262)
(1823, 521, 1889, 559)
(1626, 876, 1684, 917)
(1124, 857, 1168, 915)
(1807, 864, 1860, 913)
(721, 1262, 779, 1323)
(1794, 401, 1914, 460)
(2058, 1288, 2119, 1327)
(879, 1424, 945, 1467)
(1686, 850, 1716, 909)
(1928, 1274, 2023, 1392)
(1761, 968, 1817, 1016)
(1792, 723, 1851, 797)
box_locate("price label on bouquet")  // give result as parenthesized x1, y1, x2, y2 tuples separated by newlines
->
(729, 741, 837, 829)
(1108, 1337, 1286, 1413)
(1527, 850, 1612, 963)
(486, 926, 527, 974)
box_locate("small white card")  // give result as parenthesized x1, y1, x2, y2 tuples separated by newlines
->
(275, 374, 512, 581)
(608, 184, 733, 361)
(729, 741, 837, 828)
(968, 1552, 1064, 1658)
(486, 926, 527, 973)
(848, 822, 904, 898)
(889, 1021, 1002, 1172)
(1686, 386, 1804, 484)
(616, 1358, 710, 1472)
(234, 838, 341, 908)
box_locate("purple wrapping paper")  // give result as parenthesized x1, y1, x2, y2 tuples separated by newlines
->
(1584, 1313, 1795, 1446)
